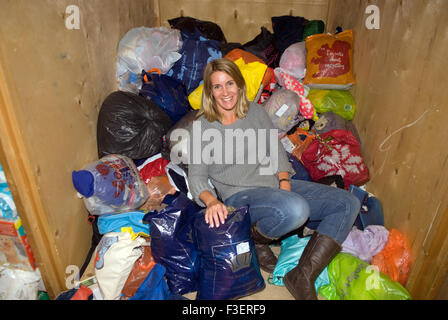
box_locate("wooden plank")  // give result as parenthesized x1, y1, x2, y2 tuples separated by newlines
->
(0, 42, 65, 298)
(326, 0, 448, 299)
(0, 0, 159, 297)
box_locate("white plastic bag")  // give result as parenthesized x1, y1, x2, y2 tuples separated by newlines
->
(117, 27, 183, 93)
(263, 89, 303, 133)
(276, 41, 307, 81)
(0, 266, 41, 300)
(94, 232, 145, 300)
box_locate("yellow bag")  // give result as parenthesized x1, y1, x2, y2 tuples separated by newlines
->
(188, 58, 267, 110)
(304, 30, 355, 89)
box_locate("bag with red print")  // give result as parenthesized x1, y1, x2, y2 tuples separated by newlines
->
(301, 129, 370, 189)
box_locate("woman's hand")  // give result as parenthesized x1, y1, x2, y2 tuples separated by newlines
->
(199, 190, 228, 228)
(204, 199, 228, 228)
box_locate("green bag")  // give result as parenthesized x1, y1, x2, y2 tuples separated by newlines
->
(302, 20, 325, 40)
(307, 89, 356, 120)
(269, 235, 330, 292)
(318, 253, 412, 300)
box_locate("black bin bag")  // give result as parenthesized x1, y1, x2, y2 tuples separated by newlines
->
(97, 91, 172, 159)
(193, 206, 265, 300)
(143, 192, 201, 295)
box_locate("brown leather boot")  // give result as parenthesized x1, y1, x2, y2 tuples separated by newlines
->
(283, 232, 341, 300)
(250, 224, 278, 273)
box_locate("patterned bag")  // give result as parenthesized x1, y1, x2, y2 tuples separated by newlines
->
(301, 130, 370, 189)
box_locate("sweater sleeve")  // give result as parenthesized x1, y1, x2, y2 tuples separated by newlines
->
(188, 163, 218, 207)
(251, 103, 294, 176)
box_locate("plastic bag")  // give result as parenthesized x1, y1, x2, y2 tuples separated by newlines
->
(308, 89, 356, 120)
(121, 243, 156, 299)
(304, 30, 355, 89)
(94, 232, 145, 300)
(139, 71, 191, 124)
(301, 130, 370, 189)
(302, 20, 325, 41)
(288, 154, 312, 181)
(97, 211, 150, 238)
(224, 48, 273, 88)
(0, 183, 17, 220)
(97, 91, 172, 160)
(242, 27, 280, 68)
(139, 174, 176, 211)
(263, 89, 303, 133)
(143, 192, 201, 295)
(168, 28, 222, 94)
(188, 58, 267, 109)
(270, 235, 330, 291)
(168, 16, 227, 44)
(117, 27, 182, 93)
(318, 253, 412, 300)
(0, 265, 41, 300)
(371, 229, 411, 286)
(271, 15, 307, 54)
(128, 263, 172, 300)
(313, 111, 361, 143)
(277, 41, 307, 81)
(280, 127, 316, 162)
(194, 206, 265, 300)
(341, 226, 389, 263)
(72, 154, 149, 216)
(137, 153, 170, 184)
(165, 162, 193, 199)
(274, 69, 314, 119)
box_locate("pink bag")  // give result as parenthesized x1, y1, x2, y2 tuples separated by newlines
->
(301, 130, 370, 189)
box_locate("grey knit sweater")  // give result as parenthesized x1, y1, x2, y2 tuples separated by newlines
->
(187, 102, 294, 207)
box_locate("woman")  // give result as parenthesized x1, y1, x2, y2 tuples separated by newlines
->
(187, 58, 360, 300)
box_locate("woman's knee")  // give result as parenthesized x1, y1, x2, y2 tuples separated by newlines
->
(281, 193, 310, 229)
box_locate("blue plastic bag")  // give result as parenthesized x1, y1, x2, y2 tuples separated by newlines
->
(143, 192, 201, 295)
(167, 28, 222, 94)
(0, 183, 17, 220)
(270, 235, 330, 292)
(140, 72, 191, 124)
(128, 263, 171, 300)
(97, 211, 149, 237)
(193, 206, 265, 300)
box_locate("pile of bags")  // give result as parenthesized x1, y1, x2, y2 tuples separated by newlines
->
(0, 163, 46, 300)
(68, 15, 411, 300)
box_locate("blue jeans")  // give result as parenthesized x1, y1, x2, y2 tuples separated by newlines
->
(224, 179, 361, 244)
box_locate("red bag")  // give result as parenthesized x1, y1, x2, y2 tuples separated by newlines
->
(301, 129, 370, 189)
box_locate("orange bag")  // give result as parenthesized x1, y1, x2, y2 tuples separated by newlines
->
(371, 228, 411, 285)
(280, 128, 316, 162)
(304, 30, 355, 88)
(225, 48, 273, 88)
(140, 174, 176, 211)
(121, 244, 156, 298)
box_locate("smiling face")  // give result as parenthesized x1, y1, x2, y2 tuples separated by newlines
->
(210, 71, 239, 116)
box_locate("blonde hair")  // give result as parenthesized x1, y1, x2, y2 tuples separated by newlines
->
(196, 58, 250, 122)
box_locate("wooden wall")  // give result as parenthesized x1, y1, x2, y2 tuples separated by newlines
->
(156, 0, 330, 44)
(326, 0, 448, 299)
(1, 0, 447, 300)
(0, 0, 158, 297)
